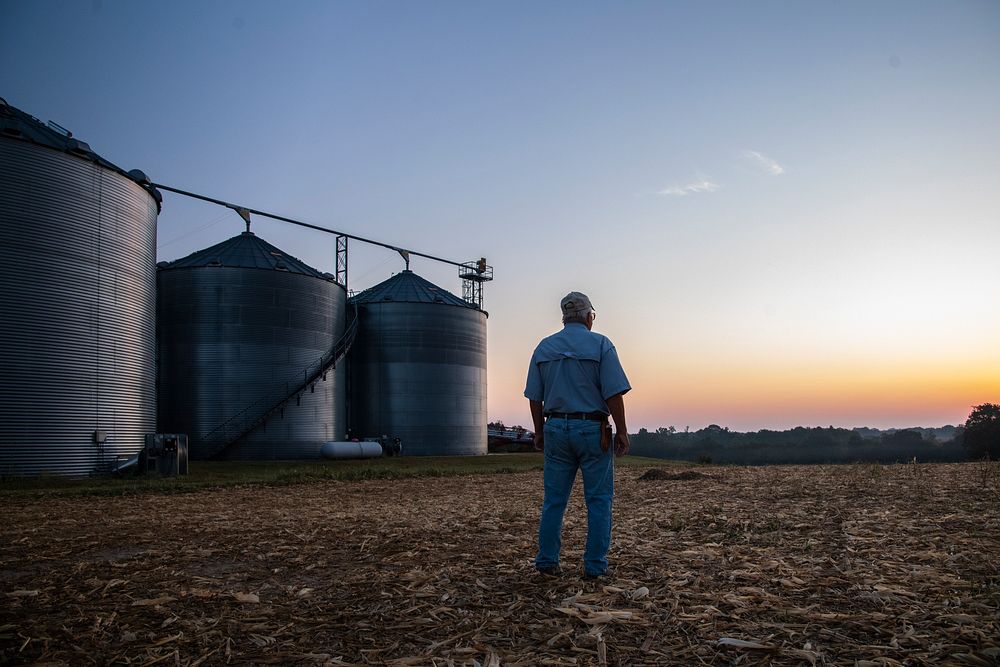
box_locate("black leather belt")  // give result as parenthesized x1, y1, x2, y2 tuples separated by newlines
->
(546, 411, 607, 422)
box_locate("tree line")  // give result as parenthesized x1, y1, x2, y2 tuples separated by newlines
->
(489, 404, 1000, 463)
(629, 404, 1000, 465)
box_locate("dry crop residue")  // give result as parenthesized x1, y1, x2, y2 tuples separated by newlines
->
(1, 462, 998, 666)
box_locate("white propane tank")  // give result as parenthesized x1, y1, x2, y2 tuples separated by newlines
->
(321, 441, 383, 460)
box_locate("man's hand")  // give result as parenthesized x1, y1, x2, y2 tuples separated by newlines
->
(529, 399, 545, 452)
(606, 393, 629, 456)
(614, 431, 630, 457)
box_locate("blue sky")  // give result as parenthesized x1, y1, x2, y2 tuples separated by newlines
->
(3, 1, 998, 430)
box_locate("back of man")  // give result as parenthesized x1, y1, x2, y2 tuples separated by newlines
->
(524, 292, 630, 579)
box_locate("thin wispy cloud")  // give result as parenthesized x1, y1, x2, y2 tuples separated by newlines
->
(741, 150, 785, 175)
(658, 177, 720, 197)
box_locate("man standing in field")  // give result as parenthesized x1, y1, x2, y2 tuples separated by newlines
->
(524, 292, 631, 579)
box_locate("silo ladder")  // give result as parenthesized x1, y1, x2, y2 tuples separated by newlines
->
(199, 305, 359, 459)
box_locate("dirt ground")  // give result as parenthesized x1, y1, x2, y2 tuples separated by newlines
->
(2, 462, 998, 666)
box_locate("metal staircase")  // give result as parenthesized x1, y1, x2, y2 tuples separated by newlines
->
(199, 306, 359, 459)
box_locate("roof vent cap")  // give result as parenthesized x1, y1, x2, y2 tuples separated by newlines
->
(127, 169, 151, 185)
(67, 138, 93, 155)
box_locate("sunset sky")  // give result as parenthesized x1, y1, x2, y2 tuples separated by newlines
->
(3, 1, 998, 431)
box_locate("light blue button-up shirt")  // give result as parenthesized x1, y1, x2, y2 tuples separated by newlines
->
(524, 323, 631, 414)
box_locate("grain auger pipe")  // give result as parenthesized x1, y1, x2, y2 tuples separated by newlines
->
(150, 182, 490, 275)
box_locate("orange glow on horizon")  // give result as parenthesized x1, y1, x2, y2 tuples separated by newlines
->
(627, 356, 998, 427)
(490, 352, 999, 431)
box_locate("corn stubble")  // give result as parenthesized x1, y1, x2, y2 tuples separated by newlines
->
(1, 462, 997, 665)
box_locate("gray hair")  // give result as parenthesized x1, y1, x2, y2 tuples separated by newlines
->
(562, 308, 594, 324)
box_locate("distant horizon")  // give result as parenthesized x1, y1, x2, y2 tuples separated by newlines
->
(490, 417, 967, 434)
(491, 392, 984, 434)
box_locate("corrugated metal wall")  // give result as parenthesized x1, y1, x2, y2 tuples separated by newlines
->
(157, 266, 347, 459)
(0, 137, 158, 475)
(349, 301, 488, 456)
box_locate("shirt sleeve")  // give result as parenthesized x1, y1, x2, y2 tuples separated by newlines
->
(524, 348, 544, 401)
(599, 339, 631, 400)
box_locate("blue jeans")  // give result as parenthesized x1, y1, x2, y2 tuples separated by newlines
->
(535, 418, 614, 576)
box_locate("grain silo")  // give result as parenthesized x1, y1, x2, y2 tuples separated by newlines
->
(348, 270, 487, 456)
(0, 100, 160, 475)
(157, 231, 349, 459)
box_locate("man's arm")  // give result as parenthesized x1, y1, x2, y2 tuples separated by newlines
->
(529, 399, 545, 451)
(605, 392, 630, 456)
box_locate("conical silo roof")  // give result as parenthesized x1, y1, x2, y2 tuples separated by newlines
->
(159, 231, 330, 279)
(349, 270, 474, 309)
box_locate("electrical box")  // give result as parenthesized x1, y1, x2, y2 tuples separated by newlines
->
(142, 434, 189, 476)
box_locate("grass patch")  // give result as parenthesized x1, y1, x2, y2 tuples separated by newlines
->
(0, 454, 675, 500)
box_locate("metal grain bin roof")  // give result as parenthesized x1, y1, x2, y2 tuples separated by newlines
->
(159, 231, 331, 279)
(0, 98, 161, 208)
(350, 270, 474, 309)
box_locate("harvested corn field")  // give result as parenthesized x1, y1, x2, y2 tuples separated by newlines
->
(2, 461, 998, 666)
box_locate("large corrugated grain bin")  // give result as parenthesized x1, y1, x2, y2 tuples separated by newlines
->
(348, 270, 487, 456)
(0, 100, 160, 475)
(157, 231, 348, 459)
